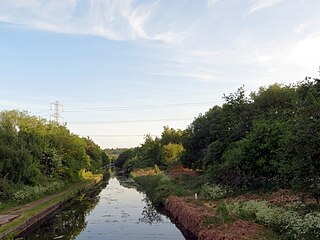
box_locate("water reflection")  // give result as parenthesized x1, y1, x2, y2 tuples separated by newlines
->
(138, 198, 163, 225)
(20, 175, 192, 240)
(19, 181, 108, 240)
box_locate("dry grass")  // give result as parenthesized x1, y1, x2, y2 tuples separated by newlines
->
(131, 168, 159, 177)
(166, 196, 273, 240)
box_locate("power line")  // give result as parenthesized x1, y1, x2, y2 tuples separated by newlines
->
(68, 118, 193, 125)
(63, 101, 221, 113)
(32, 100, 222, 116)
(80, 128, 238, 138)
(33, 109, 51, 115)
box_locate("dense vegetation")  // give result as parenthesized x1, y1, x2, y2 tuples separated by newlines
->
(115, 77, 320, 240)
(116, 78, 320, 203)
(0, 110, 110, 204)
(114, 126, 184, 171)
(105, 148, 128, 162)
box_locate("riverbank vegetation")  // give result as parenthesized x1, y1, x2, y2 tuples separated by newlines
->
(0, 174, 107, 239)
(0, 110, 110, 209)
(116, 77, 320, 239)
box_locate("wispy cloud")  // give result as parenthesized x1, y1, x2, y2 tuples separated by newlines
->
(0, 0, 183, 43)
(207, 0, 221, 8)
(248, 0, 286, 14)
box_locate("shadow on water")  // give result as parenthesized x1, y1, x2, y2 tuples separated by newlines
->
(18, 172, 196, 240)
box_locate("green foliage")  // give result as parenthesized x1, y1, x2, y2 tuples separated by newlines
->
(114, 148, 135, 169)
(0, 179, 16, 201)
(12, 181, 65, 203)
(180, 78, 320, 201)
(160, 126, 183, 145)
(0, 110, 106, 202)
(205, 202, 235, 227)
(134, 173, 187, 206)
(105, 148, 128, 161)
(230, 200, 320, 239)
(84, 137, 109, 171)
(110, 77, 320, 202)
(181, 106, 224, 168)
(154, 164, 161, 174)
(161, 143, 184, 166)
(200, 183, 230, 200)
(116, 130, 185, 172)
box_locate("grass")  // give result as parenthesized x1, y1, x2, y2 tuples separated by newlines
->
(171, 172, 212, 194)
(0, 195, 66, 238)
(133, 172, 188, 206)
(0, 172, 104, 238)
(0, 171, 103, 213)
(249, 229, 282, 240)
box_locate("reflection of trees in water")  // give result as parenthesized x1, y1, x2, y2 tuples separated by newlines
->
(116, 175, 139, 189)
(21, 181, 108, 240)
(138, 198, 164, 225)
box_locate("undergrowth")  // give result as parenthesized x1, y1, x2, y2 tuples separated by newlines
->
(229, 200, 320, 239)
(134, 172, 188, 206)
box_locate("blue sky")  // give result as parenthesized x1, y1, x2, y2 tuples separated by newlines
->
(1, 0, 320, 148)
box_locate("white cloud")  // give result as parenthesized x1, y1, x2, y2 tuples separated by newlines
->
(288, 33, 320, 69)
(248, 0, 286, 14)
(0, 0, 183, 43)
(207, 0, 220, 8)
(169, 28, 320, 85)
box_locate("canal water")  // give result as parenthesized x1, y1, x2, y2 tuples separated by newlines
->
(20, 175, 193, 240)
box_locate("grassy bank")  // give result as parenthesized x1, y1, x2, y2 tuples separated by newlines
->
(0, 172, 106, 239)
(132, 166, 319, 240)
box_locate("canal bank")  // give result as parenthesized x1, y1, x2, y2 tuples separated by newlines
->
(19, 174, 195, 240)
(132, 170, 278, 240)
(0, 174, 105, 239)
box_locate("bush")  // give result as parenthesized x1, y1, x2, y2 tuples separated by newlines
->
(200, 183, 230, 200)
(0, 179, 16, 201)
(134, 173, 186, 206)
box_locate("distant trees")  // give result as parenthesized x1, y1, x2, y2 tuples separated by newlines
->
(114, 127, 185, 173)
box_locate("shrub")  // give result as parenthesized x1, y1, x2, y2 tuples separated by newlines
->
(200, 183, 230, 200)
(134, 173, 186, 206)
(0, 179, 16, 201)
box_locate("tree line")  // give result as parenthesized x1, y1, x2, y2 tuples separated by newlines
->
(0, 110, 110, 201)
(115, 77, 320, 202)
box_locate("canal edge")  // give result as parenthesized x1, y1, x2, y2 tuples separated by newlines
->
(0, 177, 105, 240)
(0, 202, 61, 239)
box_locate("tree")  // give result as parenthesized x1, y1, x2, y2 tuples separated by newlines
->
(160, 126, 183, 145)
(161, 143, 184, 166)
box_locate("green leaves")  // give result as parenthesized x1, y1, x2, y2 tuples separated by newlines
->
(180, 78, 320, 201)
(0, 110, 105, 201)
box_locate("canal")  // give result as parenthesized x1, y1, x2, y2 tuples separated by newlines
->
(20, 175, 194, 240)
